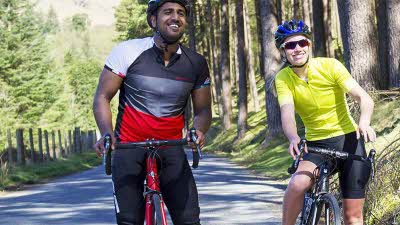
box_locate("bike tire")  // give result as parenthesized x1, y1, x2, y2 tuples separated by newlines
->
(308, 193, 341, 225)
(151, 194, 163, 225)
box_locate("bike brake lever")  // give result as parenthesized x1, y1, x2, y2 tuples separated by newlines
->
(287, 139, 306, 174)
(189, 128, 202, 169)
(368, 149, 376, 181)
(104, 134, 112, 175)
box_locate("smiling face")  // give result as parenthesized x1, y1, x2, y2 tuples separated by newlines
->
(281, 35, 311, 66)
(151, 2, 187, 43)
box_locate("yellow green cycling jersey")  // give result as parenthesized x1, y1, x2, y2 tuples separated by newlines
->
(275, 57, 358, 141)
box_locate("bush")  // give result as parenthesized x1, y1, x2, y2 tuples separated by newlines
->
(365, 136, 400, 224)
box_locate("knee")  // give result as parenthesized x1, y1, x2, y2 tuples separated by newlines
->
(287, 174, 312, 194)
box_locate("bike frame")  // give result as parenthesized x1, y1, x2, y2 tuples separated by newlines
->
(145, 147, 168, 225)
(103, 128, 202, 225)
(303, 161, 332, 224)
(298, 160, 329, 224)
(291, 139, 376, 225)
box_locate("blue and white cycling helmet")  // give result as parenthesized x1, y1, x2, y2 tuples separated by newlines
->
(274, 20, 312, 49)
(147, 0, 190, 29)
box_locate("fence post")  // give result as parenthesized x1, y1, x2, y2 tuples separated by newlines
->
(68, 130, 72, 155)
(29, 128, 35, 164)
(87, 130, 93, 151)
(44, 130, 50, 161)
(63, 133, 68, 157)
(74, 127, 81, 153)
(81, 131, 86, 152)
(7, 129, 13, 165)
(73, 128, 77, 153)
(94, 130, 97, 147)
(38, 128, 43, 162)
(16, 129, 25, 165)
(78, 127, 82, 153)
(57, 130, 63, 158)
(51, 131, 56, 160)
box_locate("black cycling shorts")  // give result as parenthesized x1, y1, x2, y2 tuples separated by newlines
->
(303, 132, 371, 199)
(111, 146, 200, 225)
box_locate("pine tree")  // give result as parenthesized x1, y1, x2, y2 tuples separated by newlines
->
(0, 0, 57, 128)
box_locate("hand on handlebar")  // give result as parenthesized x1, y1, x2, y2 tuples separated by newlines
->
(288, 136, 306, 160)
(94, 133, 116, 157)
(187, 129, 205, 150)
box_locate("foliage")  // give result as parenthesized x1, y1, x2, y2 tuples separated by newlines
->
(71, 13, 90, 32)
(0, 0, 58, 128)
(43, 5, 59, 34)
(64, 55, 102, 130)
(364, 136, 400, 224)
(114, 0, 152, 41)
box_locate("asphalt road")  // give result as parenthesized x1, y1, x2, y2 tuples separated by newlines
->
(0, 151, 285, 225)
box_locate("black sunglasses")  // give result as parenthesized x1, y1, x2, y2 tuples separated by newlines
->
(281, 39, 310, 50)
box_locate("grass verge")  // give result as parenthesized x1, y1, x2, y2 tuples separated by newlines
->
(0, 152, 101, 191)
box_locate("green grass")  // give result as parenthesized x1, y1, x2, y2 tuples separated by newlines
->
(0, 152, 101, 191)
(204, 108, 291, 180)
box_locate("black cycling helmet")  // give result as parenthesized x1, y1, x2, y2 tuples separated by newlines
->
(146, 0, 190, 29)
(274, 20, 312, 49)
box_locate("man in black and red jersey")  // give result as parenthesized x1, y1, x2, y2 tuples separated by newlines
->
(92, 0, 211, 224)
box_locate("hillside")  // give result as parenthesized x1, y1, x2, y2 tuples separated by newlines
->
(33, 0, 121, 27)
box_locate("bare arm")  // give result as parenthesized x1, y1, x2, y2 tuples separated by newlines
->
(280, 104, 301, 159)
(93, 68, 123, 155)
(191, 86, 212, 148)
(347, 84, 376, 142)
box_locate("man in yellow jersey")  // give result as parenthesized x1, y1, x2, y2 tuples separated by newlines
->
(274, 20, 376, 225)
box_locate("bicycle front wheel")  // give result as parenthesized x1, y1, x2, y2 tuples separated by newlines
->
(309, 193, 341, 225)
(151, 194, 163, 225)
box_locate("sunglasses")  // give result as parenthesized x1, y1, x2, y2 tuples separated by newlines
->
(281, 39, 310, 50)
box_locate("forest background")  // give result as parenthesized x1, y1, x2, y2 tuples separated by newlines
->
(0, 0, 399, 224)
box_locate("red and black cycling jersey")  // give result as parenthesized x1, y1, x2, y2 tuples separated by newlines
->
(104, 37, 210, 142)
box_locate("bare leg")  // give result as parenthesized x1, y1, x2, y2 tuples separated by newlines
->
(342, 199, 364, 225)
(282, 161, 317, 225)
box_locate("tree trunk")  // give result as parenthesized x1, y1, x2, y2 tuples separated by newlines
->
(236, 0, 247, 139)
(276, 0, 282, 24)
(260, 0, 283, 140)
(230, 0, 237, 87)
(220, 0, 232, 129)
(214, 4, 224, 117)
(387, 0, 400, 88)
(324, 0, 334, 57)
(303, 0, 312, 28)
(375, 0, 389, 89)
(255, 0, 265, 80)
(293, 0, 301, 20)
(188, 0, 197, 51)
(206, 0, 220, 113)
(337, 0, 378, 89)
(312, 0, 327, 57)
(244, 0, 260, 112)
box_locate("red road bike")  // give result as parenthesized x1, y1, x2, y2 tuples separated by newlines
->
(103, 128, 201, 225)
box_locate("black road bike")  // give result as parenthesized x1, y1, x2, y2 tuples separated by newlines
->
(288, 139, 376, 225)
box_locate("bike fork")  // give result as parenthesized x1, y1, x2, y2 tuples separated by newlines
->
(145, 194, 169, 225)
